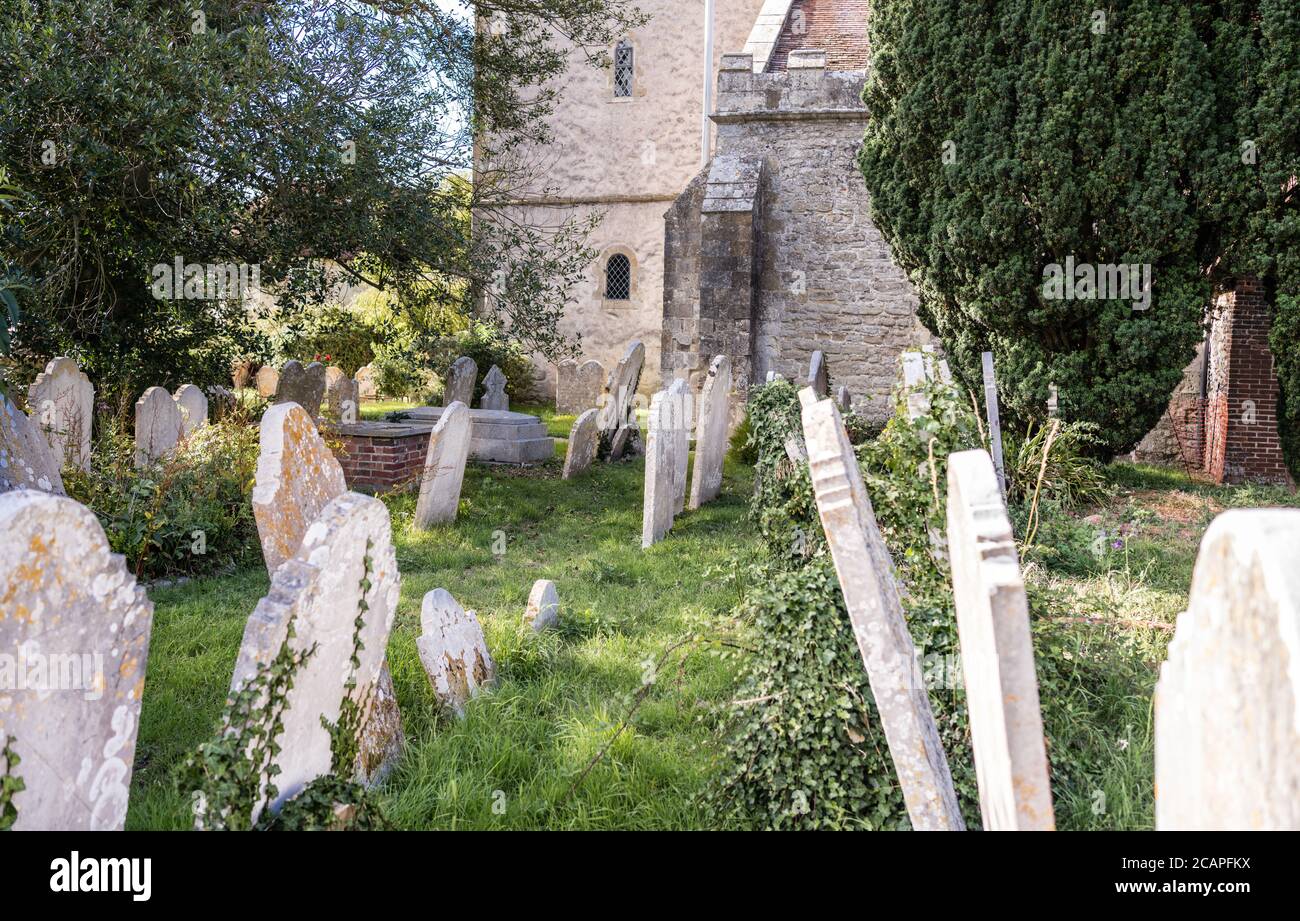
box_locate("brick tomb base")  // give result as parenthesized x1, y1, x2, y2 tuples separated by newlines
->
(326, 421, 433, 493)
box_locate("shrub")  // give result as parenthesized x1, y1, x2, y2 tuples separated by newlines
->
(1003, 420, 1111, 511)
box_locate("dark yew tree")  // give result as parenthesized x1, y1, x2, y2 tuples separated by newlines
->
(859, 0, 1300, 464)
(0, 0, 644, 395)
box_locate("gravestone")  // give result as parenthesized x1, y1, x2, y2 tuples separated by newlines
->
(207, 385, 236, 422)
(254, 366, 279, 398)
(557, 359, 605, 415)
(324, 367, 359, 423)
(563, 408, 601, 480)
(443, 356, 477, 408)
(947, 449, 1054, 830)
(0, 490, 154, 830)
(981, 352, 1007, 497)
(801, 389, 965, 831)
(417, 588, 496, 717)
(807, 350, 829, 398)
(1155, 509, 1300, 830)
(667, 378, 691, 515)
(174, 384, 208, 438)
(480, 365, 509, 412)
(27, 356, 94, 472)
(836, 386, 852, 414)
(641, 389, 677, 548)
(599, 340, 646, 441)
(901, 351, 931, 421)
(609, 424, 637, 461)
(0, 395, 65, 495)
(227, 491, 401, 819)
(274, 360, 327, 418)
(524, 579, 560, 632)
(414, 401, 471, 528)
(689, 356, 731, 510)
(134, 386, 184, 468)
(232, 361, 254, 390)
(252, 402, 348, 576)
(354, 364, 379, 401)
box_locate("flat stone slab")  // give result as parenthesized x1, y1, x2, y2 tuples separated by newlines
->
(394, 407, 555, 465)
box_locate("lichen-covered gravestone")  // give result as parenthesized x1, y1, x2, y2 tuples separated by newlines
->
(255, 365, 279, 397)
(524, 579, 560, 632)
(414, 401, 471, 528)
(134, 386, 184, 468)
(557, 358, 605, 415)
(227, 492, 401, 818)
(174, 384, 209, 438)
(274, 360, 327, 418)
(480, 365, 509, 412)
(800, 389, 964, 831)
(324, 367, 359, 423)
(641, 388, 677, 548)
(599, 340, 645, 447)
(947, 449, 1053, 831)
(0, 394, 65, 495)
(1155, 509, 1300, 830)
(689, 355, 731, 510)
(27, 356, 94, 472)
(443, 356, 477, 408)
(417, 588, 496, 717)
(0, 490, 154, 830)
(253, 402, 349, 575)
(562, 408, 600, 480)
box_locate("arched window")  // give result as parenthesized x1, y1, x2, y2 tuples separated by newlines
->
(613, 40, 634, 98)
(605, 254, 632, 300)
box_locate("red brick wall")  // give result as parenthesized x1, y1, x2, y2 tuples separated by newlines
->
(769, 0, 872, 72)
(332, 430, 430, 493)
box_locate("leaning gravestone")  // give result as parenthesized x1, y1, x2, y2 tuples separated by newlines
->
(1155, 509, 1300, 830)
(226, 491, 401, 819)
(689, 355, 731, 510)
(807, 350, 829, 399)
(0, 490, 155, 830)
(641, 388, 677, 548)
(134, 386, 184, 468)
(524, 579, 560, 632)
(801, 389, 965, 831)
(417, 588, 496, 717)
(480, 365, 509, 412)
(599, 340, 645, 441)
(557, 359, 605, 415)
(274, 360, 328, 418)
(414, 401, 471, 528)
(174, 383, 209, 438)
(443, 356, 477, 408)
(354, 364, 379, 401)
(254, 365, 279, 398)
(253, 403, 348, 575)
(947, 449, 1054, 831)
(324, 367, 359, 423)
(27, 356, 94, 472)
(563, 408, 601, 480)
(0, 395, 65, 495)
(981, 352, 1008, 498)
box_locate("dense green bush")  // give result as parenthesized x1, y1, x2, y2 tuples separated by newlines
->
(64, 410, 260, 581)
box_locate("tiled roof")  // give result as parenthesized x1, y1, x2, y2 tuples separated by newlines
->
(767, 0, 871, 72)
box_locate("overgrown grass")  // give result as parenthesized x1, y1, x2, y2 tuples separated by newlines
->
(126, 450, 759, 830)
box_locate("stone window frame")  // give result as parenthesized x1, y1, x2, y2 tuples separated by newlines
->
(599, 246, 638, 307)
(611, 38, 637, 101)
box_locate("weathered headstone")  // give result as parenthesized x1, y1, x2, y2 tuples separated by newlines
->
(0, 395, 65, 495)
(134, 386, 184, 468)
(443, 356, 477, 408)
(807, 350, 829, 398)
(901, 351, 931, 421)
(324, 367, 359, 423)
(689, 356, 731, 510)
(254, 365, 279, 398)
(0, 490, 154, 830)
(480, 365, 509, 412)
(836, 385, 852, 414)
(557, 358, 605, 415)
(414, 401, 471, 528)
(947, 449, 1053, 831)
(417, 588, 496, 717)
(609, 424, 637, 461)
(667, 378, 691, 516)
(599, 340, 646, 441)
(981, 352, 1007, 497)
(232, 361, 254, 390)
(354, 364, 379, 401)
(207, 384, 236, 422)
(227, 491, 401, 818)
(174, 383, 209, 438)
(274, 360, 327, 417)
(801, 390, 965, 831)
(27, 356, 94, 472)
(562, 408, 601, 480)
(252, 402, 348, 576)
(1155, 509, 1300, 830)
(641, 389, 677, 548)
(524, 579, 560, 632)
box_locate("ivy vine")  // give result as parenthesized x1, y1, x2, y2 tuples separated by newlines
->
(1, 732, 25, 831)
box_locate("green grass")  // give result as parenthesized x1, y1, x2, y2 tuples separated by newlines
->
(126, 450, 759, 830)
